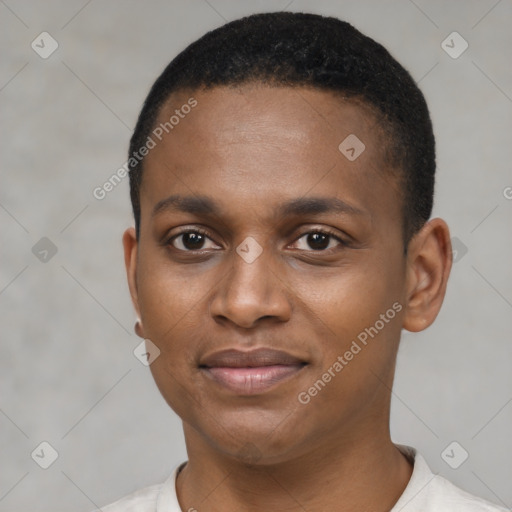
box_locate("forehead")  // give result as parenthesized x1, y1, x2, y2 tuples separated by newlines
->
(153, 85, 383, 158)
(140, 85, 399, 228)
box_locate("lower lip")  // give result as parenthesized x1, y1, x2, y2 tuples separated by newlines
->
(202, 365, 305, 394)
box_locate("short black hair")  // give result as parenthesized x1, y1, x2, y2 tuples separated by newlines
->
(128, 11, 435, 243)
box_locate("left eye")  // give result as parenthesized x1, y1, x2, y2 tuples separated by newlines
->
(291, 231, 343, 251)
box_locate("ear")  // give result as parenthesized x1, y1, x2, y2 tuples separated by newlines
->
(122, 227, 142, 326)
(403, 218, 452, 332)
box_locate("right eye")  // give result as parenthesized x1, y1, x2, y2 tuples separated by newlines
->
(167, 229, 221, 252)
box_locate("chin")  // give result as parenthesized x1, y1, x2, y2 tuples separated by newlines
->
(196, 408, 310, 465)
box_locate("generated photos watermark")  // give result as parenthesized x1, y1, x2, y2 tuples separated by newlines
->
(92, 97, 197, 200)
(298, 301, 403, 404)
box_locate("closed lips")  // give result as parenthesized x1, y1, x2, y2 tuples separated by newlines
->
(199, 348, 308, 394)
(199, 348, 307, 368)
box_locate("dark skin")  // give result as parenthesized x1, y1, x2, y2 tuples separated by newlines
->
(123, 84, 452, 511)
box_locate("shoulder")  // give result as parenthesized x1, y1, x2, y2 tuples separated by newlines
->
(418, 473, 508, 511)
(90, 464, 184, 512)
(393, 446, 508, 512)
(92, 483, 162, 512)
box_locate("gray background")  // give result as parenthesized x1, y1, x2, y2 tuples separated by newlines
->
(1, 0, 511, 510)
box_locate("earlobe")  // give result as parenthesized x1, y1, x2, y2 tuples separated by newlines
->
(402, 218, 452, 333)
(122, 227, 142, 324)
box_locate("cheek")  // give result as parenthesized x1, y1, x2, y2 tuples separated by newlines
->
(137, 255, 208, 336)
(294, 274, 403, 426)
(293, 258, 402, 334)
(291, 258, 404, 389)
(135, 256, 212, 408)
(139, 259, 209, 417)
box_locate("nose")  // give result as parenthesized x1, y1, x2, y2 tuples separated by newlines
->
(209, 240, 292, 330)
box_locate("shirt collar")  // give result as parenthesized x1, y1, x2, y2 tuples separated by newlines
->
(156, 462, 186, 512)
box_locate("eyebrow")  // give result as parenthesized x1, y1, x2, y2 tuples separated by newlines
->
(152, 194, 220, 217)
(151, 194, 365, 219)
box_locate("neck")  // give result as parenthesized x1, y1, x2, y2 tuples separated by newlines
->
(176, 426, 413, 512)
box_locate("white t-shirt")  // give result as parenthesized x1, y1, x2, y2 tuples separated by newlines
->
(97, 445, 507, 511)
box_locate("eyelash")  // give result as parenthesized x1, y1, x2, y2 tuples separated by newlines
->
(165, 227, 347, 253)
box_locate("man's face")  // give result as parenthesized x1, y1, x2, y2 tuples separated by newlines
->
(128, 85, 409, 463)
